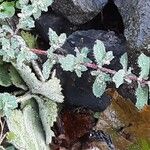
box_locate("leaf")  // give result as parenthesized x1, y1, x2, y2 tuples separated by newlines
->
(9, 65, 27, 90)
(48, 28, 59, 46)
(21, 31, 38, 48)
(138, 53, 150, 79)
(42, 58, 56, 80)
(6, 100, 49, 150)
(93, 40, 106, 66)
(5, 146, 16, 150)
(112, 69, 125, 88)
(59, 54, 75, 71)
(17, 47, 38, 66)
(103, 51, 114, 65)
(58, 33, 67, 46)
(14, 64, 64, 102)
(135, 84, 149, 109)
(92, 73, 108, 98)
(0, 93, 18, 117)
(35, 96, 58, 144)
(0, 2, 15, 19)
(0, 64, 12, 87)
(120, 53, 128, 71)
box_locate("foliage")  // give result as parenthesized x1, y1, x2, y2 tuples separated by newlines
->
(0, 93, 18, 117)
(6, 100, 49, 150)
(0, 0, 149, 149)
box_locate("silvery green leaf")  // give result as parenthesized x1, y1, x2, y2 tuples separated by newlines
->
(59, 54, 75, 71)
(9, 66, 27, 90)
(17, 47, 38, 66)
(113, 69, 125, 88)
(81, 47, 89, 57)
(93, 40, 106, 66)
(0, 2, 15, 19)
(0, 64, 12, 87)
(91, 70, 101, 76)
(92, 73, 108, 98)
(75, 65, 87, 77)
(15, 64, 64, 103)
(138, 53, 150, 79)
(0, 93, 18, 117)
(48, 28, 59, 46)
(58, 33, 67, 47)
(42, 59, 56, 80)
(120, 53, 128, 70)
(136, 84, 149, 109)
(34, 96, 57, 144)
(103, 51, 114, 65)
(17, 17, 35, 29)
(6, 101, 49, 150)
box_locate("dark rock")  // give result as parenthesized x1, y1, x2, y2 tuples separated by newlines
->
(51, 0, 108, 25)
(61, 71, 112, 112)
(62, 30, 126, 70)
(56, 30, 127, 112)
(114, 0, 150, 54)
(35, 12, 77, 43)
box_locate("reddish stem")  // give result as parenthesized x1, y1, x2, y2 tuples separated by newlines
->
(31, 49, 48, 55)
(32, 48, 149, 85)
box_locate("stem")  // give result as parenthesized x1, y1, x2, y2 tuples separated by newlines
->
(31, 49, 47, 55)
(32, 48, 150, 86)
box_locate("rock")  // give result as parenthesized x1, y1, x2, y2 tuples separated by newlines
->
(62, 30, 126, 70)
(51, 0, 108, 25)
(35, 12, 77, 43)
(114, 0, 150, 53)
(56, 30, 126, 112)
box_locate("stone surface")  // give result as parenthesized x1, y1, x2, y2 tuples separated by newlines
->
(51, 0, 108, 25)
(35, 12, 76, 43)
(114, 0, 150, 53)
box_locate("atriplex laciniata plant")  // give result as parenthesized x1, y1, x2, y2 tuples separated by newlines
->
(0, 0, 150, 149)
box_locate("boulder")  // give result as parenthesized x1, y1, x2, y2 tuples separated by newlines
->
(51, 0, 108, 25)
(35, 12, 76, 43)
(114, 0, 150, 53)
(58, 30, 127, 111)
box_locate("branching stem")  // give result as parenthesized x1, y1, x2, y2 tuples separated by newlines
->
(32, 48, 150, 86)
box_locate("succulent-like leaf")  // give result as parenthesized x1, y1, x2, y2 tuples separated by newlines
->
(138, 53, 150, 79)
(136, 84, 149, 109)
(0, 93, 18, 117)
(113, 69, 125, 88)
(6, 100, 49, 150)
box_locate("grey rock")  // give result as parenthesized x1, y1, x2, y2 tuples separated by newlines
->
(51, 0, 108, 25)
(114, 0, 150, 53)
